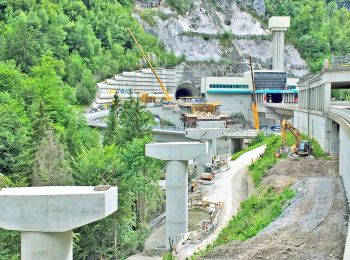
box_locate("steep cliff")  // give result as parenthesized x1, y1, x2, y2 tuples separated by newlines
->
(135, 0, 308, 79)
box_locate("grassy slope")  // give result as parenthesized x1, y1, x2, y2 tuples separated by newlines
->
(198, 133, 327, 257)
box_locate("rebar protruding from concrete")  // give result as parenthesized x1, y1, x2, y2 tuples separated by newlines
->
(269, 16, 290, 71)
(0, 186, 118, 260)
(146, 142, 208, 249)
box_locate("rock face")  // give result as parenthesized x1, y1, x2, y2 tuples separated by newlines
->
(236, 0, 266, 17)
(138, 0, 161, 7)
(135, 0, 308, 83)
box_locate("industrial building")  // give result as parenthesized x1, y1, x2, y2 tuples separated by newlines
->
(201, 71, 299, 121)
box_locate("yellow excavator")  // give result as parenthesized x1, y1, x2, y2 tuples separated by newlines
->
(280, 119, 312, 156)
(127, 28, 173, 102)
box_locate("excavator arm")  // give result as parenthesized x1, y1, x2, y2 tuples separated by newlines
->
(127, 28, 173, 101)
(281, 119, 301, 151)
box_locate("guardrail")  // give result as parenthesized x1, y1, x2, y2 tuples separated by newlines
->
(263, 103, 298, 110)
(152, 125, 185, 132)
(225, 129, 259, 137)
(331, 101, 350, 107)
(329, 106, 350, 124)
(331, 55, 350, 67)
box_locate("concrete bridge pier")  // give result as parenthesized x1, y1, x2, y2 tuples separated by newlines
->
(185, 128, 225, 164)
(0, 186, 118, 260)
(329, 121, 340, 157)
(231, 139, 244, 154)
(146, 142, 207, 249)
(269, 16, 290, 71)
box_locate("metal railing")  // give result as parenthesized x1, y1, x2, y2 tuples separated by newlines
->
(152, 125, 185, 132)
(331, 55, 350, 67)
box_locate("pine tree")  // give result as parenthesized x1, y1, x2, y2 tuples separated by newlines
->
(103, 92, 121, 146)
(32, 131, 73, 186)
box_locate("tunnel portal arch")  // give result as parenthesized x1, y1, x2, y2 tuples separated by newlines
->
(175, 83, 198, 100)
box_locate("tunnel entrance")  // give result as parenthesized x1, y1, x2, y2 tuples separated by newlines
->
(176, 88, 194, 99)
(268, 93, 283, 103)
(175, 84, 197, 100)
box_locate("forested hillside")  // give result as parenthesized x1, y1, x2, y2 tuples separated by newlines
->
(265, 0, 350, 71)
(2, 0, 350, 259)
(0, 0, 173, 259)
(0, 0, 178, 104)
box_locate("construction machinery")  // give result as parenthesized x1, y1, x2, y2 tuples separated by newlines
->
(280, 118, 312, 156)
(249, 56, 260, 130)
(127, 28, 173, 102)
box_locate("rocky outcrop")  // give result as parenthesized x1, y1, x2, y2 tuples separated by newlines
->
(135, 0, 308, 78)
(236, 0, 266, 17)
(138, 0, 161, 8)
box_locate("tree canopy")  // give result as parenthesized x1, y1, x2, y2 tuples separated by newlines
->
(265, 0, 350, 71)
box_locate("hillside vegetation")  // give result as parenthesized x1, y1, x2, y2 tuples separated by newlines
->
(0, 1, 177, 259)
(0, 0, 178, 104)
(265, 0, 350, 72)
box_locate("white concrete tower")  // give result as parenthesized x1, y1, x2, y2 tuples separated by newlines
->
(0, 186, 118, 260)
(269, 16, 290, 71)
(146, 142, 207, 249)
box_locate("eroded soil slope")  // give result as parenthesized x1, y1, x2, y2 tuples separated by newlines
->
(203, 158, 349, 260)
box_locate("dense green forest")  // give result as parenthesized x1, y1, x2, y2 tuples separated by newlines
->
(0, 0, 174, 259)
(265, 0, 350, 72)
(1, 0, 350, 259)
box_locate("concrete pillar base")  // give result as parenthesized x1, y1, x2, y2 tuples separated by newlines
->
(166, 161, 188, 249)
(21, 231, 73, 260)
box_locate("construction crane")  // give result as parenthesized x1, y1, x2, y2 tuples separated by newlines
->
(249, 56, 260, 130)
(127, 28, 173, 101)
(281, 118, 312, 155)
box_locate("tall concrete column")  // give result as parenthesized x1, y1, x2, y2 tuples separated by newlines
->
(0, 186, 118, 260)
(272, 30, 285, 71)
(269, 16, 290, 71)
(329, 121, 339, 156)
(324, 82, 331, 112)
(166, 161, 188, 246)
(22, 231, 73, 260)
(146, 142, 207, 249)
(212, 138, 217, 157)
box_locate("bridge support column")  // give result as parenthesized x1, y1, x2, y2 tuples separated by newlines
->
(146, 142, 207, 249)
(0, 186, 118, 259)
(231, 139, 244, 154)
(329, 121, 339, 156)
(185, 128, 225, 164)
(269, 16, 290, 71)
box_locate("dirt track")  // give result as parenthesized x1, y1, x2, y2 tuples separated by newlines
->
(203, 158, 349, 260)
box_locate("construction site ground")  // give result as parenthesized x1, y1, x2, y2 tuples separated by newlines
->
(143, 208, 210, 250)
(202, 157, 349, 260)
(127, 146, 266, 260)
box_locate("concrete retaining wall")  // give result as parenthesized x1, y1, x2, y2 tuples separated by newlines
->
(294, 111, 330, 153)
(339, 127, 350, 201)
(206, 94, 251, 119)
